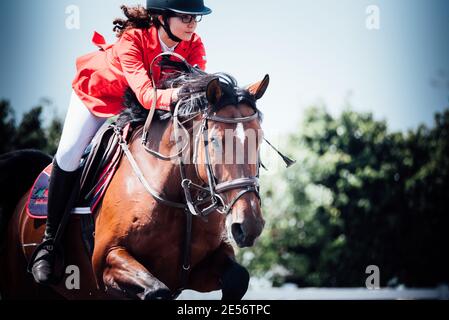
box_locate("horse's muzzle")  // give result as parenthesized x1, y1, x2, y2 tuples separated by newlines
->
(231, 218, 265, 248)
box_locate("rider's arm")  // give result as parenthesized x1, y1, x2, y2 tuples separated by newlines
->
(115, 30, 175, 111)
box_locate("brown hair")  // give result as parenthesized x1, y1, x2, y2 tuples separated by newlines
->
(113, 5, 163, 38)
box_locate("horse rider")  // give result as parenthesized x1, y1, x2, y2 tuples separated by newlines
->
(30, 0, 212, 284)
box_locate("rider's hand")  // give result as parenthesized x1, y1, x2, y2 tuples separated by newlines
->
(171, 88, 181, 103)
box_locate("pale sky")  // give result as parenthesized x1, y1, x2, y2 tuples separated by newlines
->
(1, 0, 448, 138)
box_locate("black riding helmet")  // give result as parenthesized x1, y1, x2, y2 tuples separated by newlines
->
(147, 0, 212, 15)
(147, 0, 212, 42)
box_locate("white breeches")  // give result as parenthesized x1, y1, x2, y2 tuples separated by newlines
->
(55, 90, 107, 172)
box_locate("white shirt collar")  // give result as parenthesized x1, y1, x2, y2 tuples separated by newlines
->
(158, 29, 177, 52)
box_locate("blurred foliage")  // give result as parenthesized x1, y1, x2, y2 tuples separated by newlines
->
(238, 106, 449, 288)
(0, 99, 62, 155)
(0, 100, 16, 153)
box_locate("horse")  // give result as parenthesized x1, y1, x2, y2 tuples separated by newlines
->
(0, 65, 270, 300)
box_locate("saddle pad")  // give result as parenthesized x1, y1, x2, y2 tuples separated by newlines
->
(26, 164, 92, 218)
(26, 164, 52, 219)
(26, 152, 123, 219)
(26, 149, 126, 221)
(26, 123, 130, 219)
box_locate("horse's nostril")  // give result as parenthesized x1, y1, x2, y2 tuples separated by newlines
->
(231, 223, 245, 242)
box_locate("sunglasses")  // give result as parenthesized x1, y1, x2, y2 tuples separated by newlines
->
(176, 14, 203, 24)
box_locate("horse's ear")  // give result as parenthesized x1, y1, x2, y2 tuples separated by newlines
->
(247, 74, 270, 100)
(206, 78, 222, 105)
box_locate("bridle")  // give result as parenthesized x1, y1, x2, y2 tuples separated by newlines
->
(116, 89, 262, 218)
(177, 105, 261, 217)
(118, 52, 262, 219)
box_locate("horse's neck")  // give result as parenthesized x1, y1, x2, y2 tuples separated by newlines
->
(129, 122, 200, 202)
(127, 122, 226, 238)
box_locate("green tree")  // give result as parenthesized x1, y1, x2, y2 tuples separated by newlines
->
(398, 111, 449, 285)
(44, 117, 63, 155)
(239, 106, 449, 287)
(12, 106, 47, 151)
(0, 99, 62, 155)
(0, 100, 17, 154)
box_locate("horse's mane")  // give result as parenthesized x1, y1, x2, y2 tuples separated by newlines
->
(116, 59, 262, 128)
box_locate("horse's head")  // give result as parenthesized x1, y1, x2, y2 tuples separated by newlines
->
(184, 74, 269, 247)
(121, 59, 269, 248)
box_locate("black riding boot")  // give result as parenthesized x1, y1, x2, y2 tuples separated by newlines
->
(30, 159, 81, 284)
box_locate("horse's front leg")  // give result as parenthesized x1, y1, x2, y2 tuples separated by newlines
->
(187, 242, 250, 300)
(100, 247, 171, 300)
(220, 256, 250, 301)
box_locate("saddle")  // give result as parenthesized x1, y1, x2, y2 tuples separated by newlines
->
(26, 122, 133, 256)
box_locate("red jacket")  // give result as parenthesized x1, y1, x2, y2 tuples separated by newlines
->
(72, 26, 207, 117)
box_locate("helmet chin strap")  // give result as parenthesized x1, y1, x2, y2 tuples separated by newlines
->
(161, 15, 183, 43)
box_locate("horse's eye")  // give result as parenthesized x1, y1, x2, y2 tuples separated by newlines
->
(210, 137, 220, 148)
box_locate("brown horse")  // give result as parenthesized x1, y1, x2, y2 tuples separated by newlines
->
(0, 69, 269, 299)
